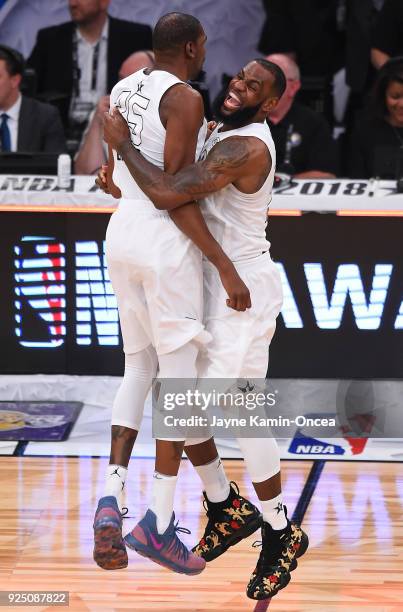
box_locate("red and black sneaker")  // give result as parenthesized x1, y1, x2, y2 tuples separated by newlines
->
(192, 481, 262, 562)
(246, 509, 309, 600)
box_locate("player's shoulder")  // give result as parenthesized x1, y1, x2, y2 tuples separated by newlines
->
(162, 83, 203, 115)
(165, 82, 202, 103)
(219, 132, 269, 153)
(160, 81, 204, 122)
(110, 70, 144, 100)
(208, 133, 269, 167)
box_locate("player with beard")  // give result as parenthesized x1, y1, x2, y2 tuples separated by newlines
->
(93, 12, 263, 579)
(102, 58, 309, 600)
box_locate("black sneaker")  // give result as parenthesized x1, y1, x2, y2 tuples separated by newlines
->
(192, 481, 262, 562)
(246, 509, 309, 600)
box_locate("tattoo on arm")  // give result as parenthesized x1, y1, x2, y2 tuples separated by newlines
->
(118, 136, 252, 208)
(171, 137, 251, 198)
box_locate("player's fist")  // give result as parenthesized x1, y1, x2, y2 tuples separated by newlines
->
(103, 107, 131, 150)
(95, 164, 122, 199)
(218, 264, 252, 312)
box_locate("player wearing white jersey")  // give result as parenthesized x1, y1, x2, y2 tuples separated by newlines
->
(93, 13, 253, 577)
(103, 58, 309, 600)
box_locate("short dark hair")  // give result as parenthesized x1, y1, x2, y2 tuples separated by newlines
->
(254, 58, 286, 99)
(371, 56, 403, 119)
(153, 12, 203, 53)
(0, 45, 25, 76)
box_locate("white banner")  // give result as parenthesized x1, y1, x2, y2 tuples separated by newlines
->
(0, 375, 401, 461)
(0, 176, 402, 212)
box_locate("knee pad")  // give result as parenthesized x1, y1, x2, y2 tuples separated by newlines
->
(158, 341, 199, 379)
(237, 437, 280, 483)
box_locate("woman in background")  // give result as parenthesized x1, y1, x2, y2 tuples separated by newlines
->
(348, 56, 403, 179)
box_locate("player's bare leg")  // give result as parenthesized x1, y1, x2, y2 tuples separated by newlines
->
(125, 343, 206, 575)
(93, 347, 157, 570)
(93, 426, 137, 570)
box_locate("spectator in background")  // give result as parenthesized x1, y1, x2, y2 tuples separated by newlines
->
(344, 0, 385, 132)
(348, 57, 403, 179)
(258, 0, 345, 125)
(266, 54, 338, 178)
(371, 0, 403, 69)
(0, 45, 66, 153)
(28, 0, 152, 150)
(75, 50, 155, 175)
(346, 0, 384, 94)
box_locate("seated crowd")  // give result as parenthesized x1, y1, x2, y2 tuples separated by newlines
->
(1, 0, 402, 180)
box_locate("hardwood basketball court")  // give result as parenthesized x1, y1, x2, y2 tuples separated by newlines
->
(2, 456, 402, 611)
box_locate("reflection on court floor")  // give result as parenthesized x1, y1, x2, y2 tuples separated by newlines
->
(2, 457, 402, 611)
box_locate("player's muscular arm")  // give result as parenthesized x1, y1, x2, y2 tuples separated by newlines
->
(161, 87, 239, 274)
(106, 118, 268, 210)
(103, 110, 270, 206)
(159, 86, 251, 311)
(164, 136, 270, 203)
(162, 137, 252, 205)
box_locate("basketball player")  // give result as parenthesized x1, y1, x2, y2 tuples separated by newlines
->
(93, 13, 261, 578)
(103, 58, 309, 599)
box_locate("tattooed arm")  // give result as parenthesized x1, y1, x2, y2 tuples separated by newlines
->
(101, 95, 252, 311)
(103, 108, 270, 211)
(159, 87, 251, 310)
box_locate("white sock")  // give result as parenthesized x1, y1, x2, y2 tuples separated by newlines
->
(194, 457, 231, 503)
(150, 471, 177, 534)
(260, 493, 287, 530)
(104, 464, 127, 510)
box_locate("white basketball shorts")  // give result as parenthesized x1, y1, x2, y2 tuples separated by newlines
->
(198, 251, 283, 379)
(105, 198, 210, 355)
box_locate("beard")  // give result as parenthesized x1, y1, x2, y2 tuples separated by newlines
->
(212, 89, 263, 128)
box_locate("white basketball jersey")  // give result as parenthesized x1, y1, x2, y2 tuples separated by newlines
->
(199, 122, 276, 262)
(110, 68, 207, 205)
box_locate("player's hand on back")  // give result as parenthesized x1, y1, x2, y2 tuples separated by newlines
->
(103, 107, 131, 150)
(218, 263, 252, 311)
(95, 164, 122, 198)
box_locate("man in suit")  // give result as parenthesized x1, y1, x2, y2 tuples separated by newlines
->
(74, 50, 155, 174)
(265, 53, 338, 177)
(0, 45, 66, 153)
(28, 0, 152, 141)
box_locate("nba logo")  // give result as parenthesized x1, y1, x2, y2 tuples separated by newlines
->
(14, 236, 66, 348)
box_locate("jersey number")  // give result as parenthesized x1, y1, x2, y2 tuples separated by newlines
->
(115, 88, 151, 147)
